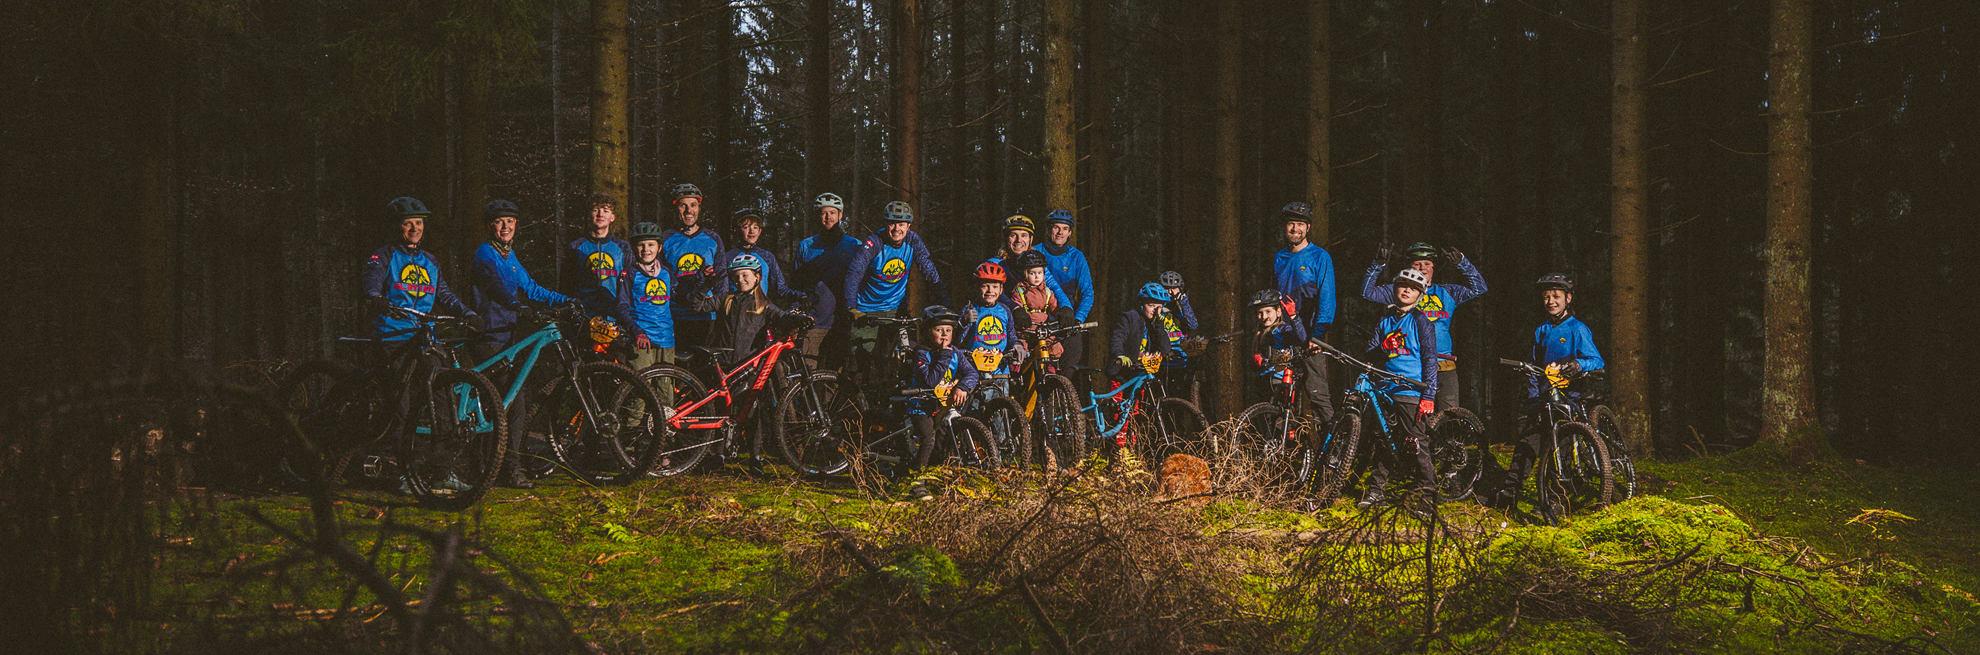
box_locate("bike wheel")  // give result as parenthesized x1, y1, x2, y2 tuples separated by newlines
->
(1535, 422, 1613, 521)
(1156, 398, 1208, 452)
(1034, 374, 1088, 470)
(1309, 409, 1364, 503)
(1589, 405, 1638, 500)
(980, 396, 1032, 471)
(506, 382, 566, 480)
(404, 368, 508, 510)
(627, 363, 714, 480)
(777, 371, 863, 477)
(1228, 402, 1299, 485)
(274, 360, 360, 487)
(945, 416, 1002, 471)
(1427, 407, 1485, 502)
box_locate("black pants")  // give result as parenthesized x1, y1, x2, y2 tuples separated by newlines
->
(1367, 397, 1436, 490)
(909, 413, 938, 473)
(1300, 351, 1334, 421)
(1436, 366, 1459, 411)
(674, 318, 713, 350)
(1500, 412, 1548, 493)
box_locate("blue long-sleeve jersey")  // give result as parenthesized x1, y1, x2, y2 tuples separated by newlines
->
(908, 345, 980, 415)
(844, 230, 948, 313)
(470, 242, 571, 345)
(1366, 308, 1439, 400)
(1160, 294, 1198, 361)
(627, 262, 677, 348)
(555, 243, 640, 337)
(363, 244, 470, 340)
(1361, 256, 1488, 357)
(715, 244, 804, 305)
(1038, 243, 1095, 321)
(1529, 314, 1605, 399)
(662, 227, 725, 323)
(1275, 243, 1336, 338)
(959, 301, 1019, 375)
(794, 228, 863, 330)
(570, 235, 634, 296)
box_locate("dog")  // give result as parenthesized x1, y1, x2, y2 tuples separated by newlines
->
(1155, 453, 1212, 507)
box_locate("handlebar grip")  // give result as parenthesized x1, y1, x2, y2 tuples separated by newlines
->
(1498, 358, 1528, 367)
(898, 388, 936, 396)
(1077, 321, 1099, 330)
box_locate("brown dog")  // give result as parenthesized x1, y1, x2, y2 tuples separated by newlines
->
(1155, 453, 1212, 507)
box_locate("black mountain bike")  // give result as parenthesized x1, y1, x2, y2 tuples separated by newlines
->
(1497, 358, 1634, 522)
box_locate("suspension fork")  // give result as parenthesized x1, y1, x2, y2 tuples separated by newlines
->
(554, 341, 614, 436)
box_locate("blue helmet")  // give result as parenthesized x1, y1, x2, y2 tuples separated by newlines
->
(729, 253, 765, 273)
(1045, 209, 1074, 227)
(1137, 283, 1172, 302)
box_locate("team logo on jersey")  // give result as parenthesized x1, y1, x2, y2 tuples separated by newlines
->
(934, 366, 958, 403)
(676, 252, 706, 274)
(974, 315, 1007, 345)
(588, 251, 618, 280)
(395, 264, 434, 298)
(1559, 337, 1568, 344)
(640, 278, 671, 305)
(1382, 330, 1411, 357)
(969, 315, 1007, 371)
(1161, 313, 1185, 342)
(879, 258, 908, 283)
(1418, 294, 1448, 321)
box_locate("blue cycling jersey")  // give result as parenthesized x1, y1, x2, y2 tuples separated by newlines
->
(1529, 314, 1606, 399)
(1368, 308, 1439, 400)
(363, 244, 469, 341)
(663, 228, 725, 322)
(959, 301, 1018, 375)
(569, 236, 634, 295)
(845, 231, 947, 313)
(627, 263, 677, 348)
(1361, 255, 1488, 357)
(1275, 243, 1337, 338)
(1038, 243, 1095, 321)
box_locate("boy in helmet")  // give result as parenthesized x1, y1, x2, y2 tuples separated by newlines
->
(662, 183, 726, 347)
(843, 201, 949, 385)
(1362, 241, 1488, 411)
(1491, 273, 1606, 508)
(1272, 201, 1336, 422)
(1356, 268, 1441, 509)
(794, 192, 863, 368)
(904, 305, 980, 501)
(959, 262, 1028, 379)
(625, 222, 677, 372)
(716, 207, 806, 306)
(1158, 271, 1201, 403)
(364, 196, 476, 341)
(470, 199, 571, 360)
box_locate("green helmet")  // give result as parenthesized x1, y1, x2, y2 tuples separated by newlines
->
(1403, 242, 1438, 262)
(387, 196, 431, 222)
(630, 222, 665, 244)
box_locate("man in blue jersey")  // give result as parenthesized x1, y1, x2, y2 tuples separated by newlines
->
(662, 183, 725, 347)
(1038, 209, 1094, 366)
(843, 201, 949, 386)
(794, 192, 862, 369)
(715, 207, 806, 306)
(1492, 273, 1607, 509)
(1362, 241, 1488, 411)
(1358, 269, 1440, 509)
(1272, 201, 1335, 422)
(363, 197, 476, 342)
(470, 199, 570, 361)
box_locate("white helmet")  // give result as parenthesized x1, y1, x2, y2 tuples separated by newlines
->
(1394, 269, 1431, 291)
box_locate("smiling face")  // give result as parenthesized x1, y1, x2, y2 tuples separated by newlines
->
(1048, 223, 1072, 246)
(1005, 228, 1032, 254)
(885, 220, 911, 242)
(1256, 304, 1282, 327)
(817, 206, 842, 231)
(1411, 258, 1436, 280)
(489, 216, 516, 244)
(634, 239, 660, 264)
(399, 217, 424, 246)
(1283, 220, 1309, 246)
(739, 219, 763, 245)
(675, 197, 701, 229)
(1396, 284, 1423, 307)
(979, 281, 1003, 305)
(1542, 289, 1572, 318)
(732, 268, 761, 292)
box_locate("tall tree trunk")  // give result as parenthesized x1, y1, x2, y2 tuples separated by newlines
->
(948, 0, 970, 283)
(978, 0, 1002, 242)
(895, 0, 926, 307)
(1305, 0, 1331, 248)
(419, 86, 450, 237)
(675, 0, 706, 190)
(712, 2, 736, 212)
(1210, 0, 1243, 419)
(1043, 0, 1076, 215)
(591, 0, 630, 236)
(552, 16, 566, 284)
(1395, 0, 1434, 242)
(136, 77, 175, 365)
(459, 50, 492, 262)
(806, 0, 835, 197)
(1609, 0, 1652, 459)
(1082, 0, 1114, 367)
(1762, 0, 1819, 456)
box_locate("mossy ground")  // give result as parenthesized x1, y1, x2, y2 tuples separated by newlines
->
(156, 450, 1979, 653)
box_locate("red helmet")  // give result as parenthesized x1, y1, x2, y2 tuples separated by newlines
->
(975, 261, 1008, 283)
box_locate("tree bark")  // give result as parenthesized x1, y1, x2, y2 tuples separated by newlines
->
(674, 0, 706, 191)
(1609, 0, 1652, 459)
(948, 0, 971, 283)
(1395, 0, 1434, 242)
(978, 0, 1002, 248)
(1763, 0, 1819, 455)
(712, 1, 736, 212)
(1210, 0, 1243, 419)
(459, 49, 492, 260)
(591, 0, 630, 237)
(1082, 0, 1114, 368)
(895, 0, 926, 307)
(1305, 0, 1331, 248)
(806, 0, 835, 197)
(1044, 0, 1077, 215)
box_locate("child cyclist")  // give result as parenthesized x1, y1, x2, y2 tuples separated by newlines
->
(1004, 250, 1076, 363)
(1489, 273, 1606, 508)
(1107, 283, 1175, 382)
(1357, 269, 1441, 509)
(959, 262, 1029, 381)
(709, 252, 793, 367)
(903, 306, 979, 501)
(1247, 289, 1308, 389)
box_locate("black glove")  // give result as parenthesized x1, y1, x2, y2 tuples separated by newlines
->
(1375, 240, 1394, 263)
(464, 311, 485, 331)
(363, 296, 391, 316)
(1561, 360, 1582, 376)
(1440, 246, 1463, 264)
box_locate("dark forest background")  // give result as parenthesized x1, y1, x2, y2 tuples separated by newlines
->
(1, 0, 1974, 467)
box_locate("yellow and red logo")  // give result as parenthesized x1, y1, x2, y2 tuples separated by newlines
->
(879, 258, 908, 283)
(1382, 330, 1411, 357)
(395, 264, 434, 298)
(588, 252, 618, 280)
(640, 278, 670, 305)
(1418, 294, 1448, 321)
(676, 252, 706, 274)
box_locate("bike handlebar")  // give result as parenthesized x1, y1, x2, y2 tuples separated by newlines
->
(857, 315, 920, 327)
(1313, 340, 1428, 391)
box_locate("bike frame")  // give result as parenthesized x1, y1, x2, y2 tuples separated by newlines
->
(665, 331, 802, 436)
(1082, 370, 1164, 440)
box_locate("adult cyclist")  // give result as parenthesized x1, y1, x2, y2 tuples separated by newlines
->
(1039, 209, 1095, 364)
(662, 183, 726, 347)
(1362, 241, 1487, 410)
(793, 192, 863, 369)
(364, 196, 477, 343)
(1272, 201, 1335, 423)
(842, 201, 950, 387)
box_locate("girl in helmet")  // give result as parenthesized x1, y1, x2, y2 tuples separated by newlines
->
(1356, 268, 1441, 509)
(1248, 289, 1308, 373)
(1106, 283, 1176, 382)
(709, 251, 792, 367)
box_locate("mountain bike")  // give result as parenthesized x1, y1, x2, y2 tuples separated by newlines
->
(279, 308, 507, 510)
(1226, 346, 1329, 490)
(960, 372, 1031, 472)
(856, 388, 999, 479)
(1311, 341, 1483, 505)
(1166, 331, 1242, 410)
(1010, 321, 1095, 469)
(1081, 352, 1209, 468)
(1498, 358, 1632, 522)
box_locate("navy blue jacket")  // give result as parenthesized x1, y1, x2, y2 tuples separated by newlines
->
(1107, 308, 1174, 378)
(908, 345, 980, 415)
(793, 227, 864, 330)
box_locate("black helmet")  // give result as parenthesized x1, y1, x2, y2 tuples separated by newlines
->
(670, 183, 704, 201)
(884, 200, 915, 224)
(1249, 289, 1284, 309)
(1158, 270, 1184, 289)
(484, 199, 520, 221)
(630, 221, 665, 244)
(1403, 242, 1438, 262)
(1534, 273, 1574, 292)
(1013, 249, 1049, 272)
(387, 196, 431, 222)
(732, 207, 765, 226)
(920, 305, 961, 329)
(1281, 201, 1312, 223)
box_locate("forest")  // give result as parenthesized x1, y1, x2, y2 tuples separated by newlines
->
(2, 0, 1978, 652)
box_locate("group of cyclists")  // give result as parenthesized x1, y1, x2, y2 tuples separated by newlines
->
(351, 185, 1627, 519)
